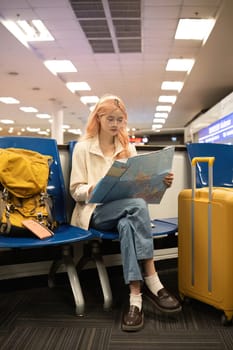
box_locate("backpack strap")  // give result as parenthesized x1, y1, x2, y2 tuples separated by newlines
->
(39, 192, 54, 229)
(0, 188, 11, 233)
(0, 190, 5, 223)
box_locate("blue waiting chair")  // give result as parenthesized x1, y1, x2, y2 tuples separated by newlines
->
(186, 143, 233, 188)
(0, 136, 95, 316)
(69, 140, 178, 310)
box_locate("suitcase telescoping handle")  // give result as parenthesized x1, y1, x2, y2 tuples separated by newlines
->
(190, 156, 215, 292)
(191, 157, 215, 201)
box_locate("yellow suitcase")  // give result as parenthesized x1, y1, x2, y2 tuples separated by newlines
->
(178, 157, 233, 325)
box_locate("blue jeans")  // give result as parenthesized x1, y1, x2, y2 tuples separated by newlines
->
(90, 198, 153, 284)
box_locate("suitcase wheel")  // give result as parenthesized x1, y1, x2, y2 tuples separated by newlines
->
(179, 293, 191, 305)
(221, 313, 233, 327)
(179, 292, 184, 300)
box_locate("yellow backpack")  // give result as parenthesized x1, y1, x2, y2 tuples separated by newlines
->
(0, 148, 54, 234)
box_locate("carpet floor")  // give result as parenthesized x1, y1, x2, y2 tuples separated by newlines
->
(0, 261, 232, 350)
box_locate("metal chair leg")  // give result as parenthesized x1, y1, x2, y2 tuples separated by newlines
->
(48, 245, 85, 316)
(76, 240, 113, 310)
(62, 246, 85, 316)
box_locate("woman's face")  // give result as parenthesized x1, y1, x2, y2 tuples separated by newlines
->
(99, 109, 125, 136)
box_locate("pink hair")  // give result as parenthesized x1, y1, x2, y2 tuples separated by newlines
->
(82, 94, 131, 159)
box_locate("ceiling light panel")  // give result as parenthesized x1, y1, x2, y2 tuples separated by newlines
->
(66, 82, 91, 93)
(44, 60, 77, 75)
(153, 118, 166, 124)
(161, 81, 184, 92)
(0, 97, 20, 104)
(62, 125, 70, 130)
(152, 124, 163, 129)
(1, 20, 29, 47)
(0, 119, 15, 124)
(154, 112, 168, 118)
(20, 107, 38, 112)
(158, 95, 177, 104)
(166, 58, 195, 73)
(80, 96, 99, 105)
(17, 20, 54, 41)
(36, 114, 51, 119)
(156, 105, 172, 112)
(175, 19, 215, 41)
(27, 127, 40, 132)
(38, 130, 50, 135)
(68, 129, 82, 135)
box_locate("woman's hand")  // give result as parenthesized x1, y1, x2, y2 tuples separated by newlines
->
(163, 172, 174, 187)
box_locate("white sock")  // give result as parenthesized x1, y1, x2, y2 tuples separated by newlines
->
(129, 293, 142, 311)
(144, 273, 163, 296)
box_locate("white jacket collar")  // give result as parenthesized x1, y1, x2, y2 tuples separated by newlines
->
(89, 135, 124, 157)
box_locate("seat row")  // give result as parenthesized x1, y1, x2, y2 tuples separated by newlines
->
(0, 136, 178, 316)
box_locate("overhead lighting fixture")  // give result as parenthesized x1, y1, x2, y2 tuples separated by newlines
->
(161, 81, 184, 92)
(36, 113, 51, 119)
(8, 127, 14, 134)
(153, 118, 166, 124)
(80, 96, 99, 105)
(44, 60, 77, 75)
(17, 19, 54, 41)
(1, 19, 54, 46)
(166, 59, 195, 73)
(156, 105, 172, 112)
(0, 119, 15, 124)
(1, 20, 29, 47)
(158, 95, 177, 104)
(20, 106, 38, 112)
(38, 130, 50, 136)
(68, 128, 82, 135)
(154, 112, 168, 118)
(62, 124, 71, 130)
(175, 18, 215, 43)
(0, 97, 20, 104)
(152, 124, 163, 129)
(26, 127, 40, 132)
(66, 82, 91, 93)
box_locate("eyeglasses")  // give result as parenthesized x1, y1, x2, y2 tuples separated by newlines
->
(105, 116, 125, 125)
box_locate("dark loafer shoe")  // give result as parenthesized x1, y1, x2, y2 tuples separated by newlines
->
(121, 305, 144, 332)
(144, 285, 182, 314)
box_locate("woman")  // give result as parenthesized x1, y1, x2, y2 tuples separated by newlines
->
(70, 94, 181, 332)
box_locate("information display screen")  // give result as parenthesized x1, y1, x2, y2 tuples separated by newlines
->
(198, 112, 233, 144)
